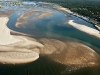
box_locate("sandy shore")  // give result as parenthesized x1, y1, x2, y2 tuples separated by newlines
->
(0, 17, 22, 45)
(68, 20, 100, 38)
(0, 17, 43, 64)
(57, 7, 73, 14)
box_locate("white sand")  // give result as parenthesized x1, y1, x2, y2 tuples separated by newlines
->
(0, 17, 44, 64)
(68, 20, 100, 38)
(0, 17, 44, 47)
(0, 17, 22, 45)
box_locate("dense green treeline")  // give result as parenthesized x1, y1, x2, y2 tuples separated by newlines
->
(59, 1, 100, 22)
(29, 0, 100, 23)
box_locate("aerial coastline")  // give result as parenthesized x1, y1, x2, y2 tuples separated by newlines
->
(0, 2, 100, 67)
(0, 15, 100, 65)
(0, 1, 100, 75)
(57, 7, 100, 33)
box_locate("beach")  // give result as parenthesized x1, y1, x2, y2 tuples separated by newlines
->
(0, 17, 43, 64)
(68, 20, 100, 38)
(57, 7, 73, 14)
(0, 17, 22, 45)
(59, 7, 100, 39)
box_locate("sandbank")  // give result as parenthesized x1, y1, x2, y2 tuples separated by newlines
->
(0, 17, 43, 64)
(68, 20, 100, 38)
(45, 39, 100, 66)
(0, 50, 39, 64)
(0, 17, 21, 45)
(16, 11, 54, 28)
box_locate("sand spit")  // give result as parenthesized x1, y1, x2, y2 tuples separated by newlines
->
(0, 17, 43, 64)
(0, 17, 22, 45)
(68, 20, 100, 38)
(16, 11, 37, 28)
(16, 11, 54, 28)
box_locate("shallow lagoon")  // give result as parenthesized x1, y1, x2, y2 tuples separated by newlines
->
(7, 7, 100, 53)
(0, 2, 100, 75)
